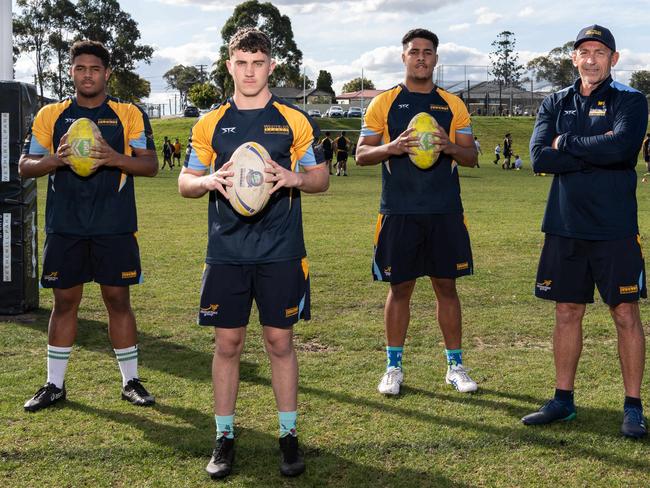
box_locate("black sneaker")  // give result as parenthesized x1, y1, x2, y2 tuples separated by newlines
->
(521, 399, 576, 425)
(279, 435, 305, 477)
(24, 382, 66, 412)
(621, 406, 648, 439)
(206, 437, 235, 479)
(121, 378, 155, 406)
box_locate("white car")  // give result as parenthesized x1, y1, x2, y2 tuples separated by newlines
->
(324, 106, 344, 118)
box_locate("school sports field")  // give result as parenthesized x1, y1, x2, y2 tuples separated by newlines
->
(2, 117, 650, 487)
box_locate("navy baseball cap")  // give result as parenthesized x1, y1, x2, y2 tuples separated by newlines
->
(574, 24, 616, 51)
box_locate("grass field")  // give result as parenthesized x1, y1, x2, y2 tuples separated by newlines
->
(2, 115, 650, 487)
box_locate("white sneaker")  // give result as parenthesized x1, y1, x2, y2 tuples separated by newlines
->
(378, 367, 403, 395)
(445, 365, 477, 393)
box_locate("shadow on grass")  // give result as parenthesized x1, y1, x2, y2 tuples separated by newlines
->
(18, 311, 650, 474)
(63, 400, 467, 488)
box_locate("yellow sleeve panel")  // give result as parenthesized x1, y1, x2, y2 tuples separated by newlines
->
(273, 101, 316, 171)
(437, 88, 472, 144)
(361, 86, 402, 144)
(29, 99, 72, 154)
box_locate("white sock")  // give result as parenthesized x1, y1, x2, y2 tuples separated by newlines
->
(114, 345, 138, 387)
(47, 345, 72, 389)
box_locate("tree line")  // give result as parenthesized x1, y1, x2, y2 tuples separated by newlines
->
(14, 1, 650, 107)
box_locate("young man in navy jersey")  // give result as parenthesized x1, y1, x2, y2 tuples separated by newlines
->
(524, 24, 648, 439)
(356, 29, 479, 397)
(178, 28, 328, 479)
(19, 40, 158, 412)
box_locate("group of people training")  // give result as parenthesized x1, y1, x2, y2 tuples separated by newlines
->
(161, 135, 183, 170)
(18, 22, 648, 481)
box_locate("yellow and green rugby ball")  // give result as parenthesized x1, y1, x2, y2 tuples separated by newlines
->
(406, 112, 441, 169)
(66, 118, 101, 177)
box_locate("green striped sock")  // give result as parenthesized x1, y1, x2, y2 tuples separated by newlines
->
(47, 344, 72, 389)
(114, 345, 138, 387)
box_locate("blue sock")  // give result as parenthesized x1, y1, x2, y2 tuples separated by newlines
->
(215, 414, 235, 439)
(386, 346, 403, 370)
(278, 411, 297, 438)
(445, 349, 462, 368)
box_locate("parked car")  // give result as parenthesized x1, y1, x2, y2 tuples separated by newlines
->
(307, 109, 321, 118)
(347, 106, 363, 118)
(184, 106, 200, 117)
(324, 106, 344, 118)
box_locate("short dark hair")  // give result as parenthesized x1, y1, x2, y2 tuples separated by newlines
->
(228, 28, 272, 56)
(402, 29, 439, 50)
(70, 40, 110, 67)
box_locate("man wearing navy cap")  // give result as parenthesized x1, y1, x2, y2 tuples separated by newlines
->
(524, 24, 648, 438)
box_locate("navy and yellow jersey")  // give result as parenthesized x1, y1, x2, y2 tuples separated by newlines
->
(185, 95, 323, 265)
(361, 84, 473, 215)
(23, 96, 155, 236)
(530, 75, 649, 240)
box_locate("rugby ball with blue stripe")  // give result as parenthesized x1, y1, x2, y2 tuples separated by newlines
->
(407, 112, 441, 169)
(226, 141, 273, 217)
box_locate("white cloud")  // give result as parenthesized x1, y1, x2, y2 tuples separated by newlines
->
(518, 6, 535, 17)
(475, 6, 502, 25)
(449, 23, 471, 32)
(155, 41, 220, 66)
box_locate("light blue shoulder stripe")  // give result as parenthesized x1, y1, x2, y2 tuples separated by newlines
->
(129, 132, 147, 149)
(28, 138, 49, 155)
(610, 80, 641, 93)
(297, 146, 317, 169)
(187, 150, 207, 171)
(360, 127, 379, 137)
(457, 126, 473, 135)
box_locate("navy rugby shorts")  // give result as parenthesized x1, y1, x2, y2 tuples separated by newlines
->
(197, 258, 311, 328)
(41, 233, 142, 288)
(535, 234, 646, 306)
(372, 213, 473, 284)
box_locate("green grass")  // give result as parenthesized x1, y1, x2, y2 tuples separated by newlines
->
(2, 116, 650, 487)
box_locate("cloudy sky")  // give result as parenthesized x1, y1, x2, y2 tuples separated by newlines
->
(12, 0, 650, 109)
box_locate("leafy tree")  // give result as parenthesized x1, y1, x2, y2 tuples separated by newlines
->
(108, 71, 150, 103)
(341, 77, 375, 93)
(490, 31, 524, 114)
(74, 0, 153, 101)
(188, 83, 220, 109)
(490, 31, 524, 87)
(211, 0, 303, 97)
(164, 65, 202, 108)
(630, 70, 650, 96)
(316, 70, 335, 95)
(298, 73, 313, 89)
(43, 0, 78, 98)
(527, 41, 577, 90)
(13, 0, 51, 99)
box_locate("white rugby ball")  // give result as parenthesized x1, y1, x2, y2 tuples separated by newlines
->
(226, 141, 273, 217)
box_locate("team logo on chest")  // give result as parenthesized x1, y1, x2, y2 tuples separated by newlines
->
(221, 127, 236, 134)
(430, 104, 449, 111)
(589, 101, 607, 117)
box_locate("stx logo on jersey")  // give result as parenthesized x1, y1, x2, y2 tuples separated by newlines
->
(97, 118, 118, 126)
(285, 306, 299, 318)
(200, 304, 220, 317)
(221, 127, 236, 134)
(430, 104, 449, 111)
(398, 104, 410, 109)
(64, 118, 77, 124)
(43, 271, 59, 282)
(264, 125, 290, 135)
(536, 279, 552, 292)
(619, 284, 639, 294)
(121, 270, 137, 279)
(70, 138, 92, 157)
(563, 110, 577, 116)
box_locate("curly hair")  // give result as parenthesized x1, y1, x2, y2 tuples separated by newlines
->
(401, 29, 439, 51)
(228, 28, 272, 57)
(70, 40, 110, 67)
